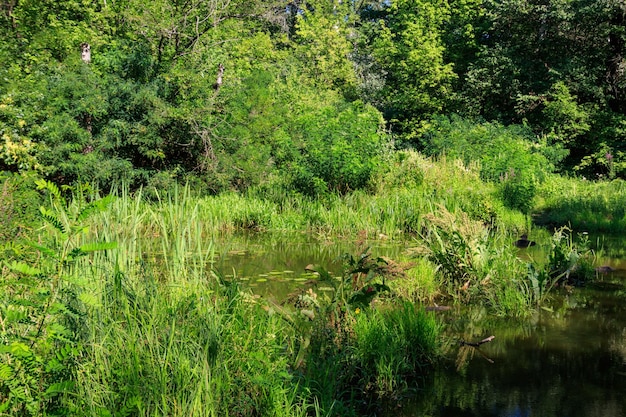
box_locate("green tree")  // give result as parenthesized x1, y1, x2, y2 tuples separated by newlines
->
(359, 0, 457, 143)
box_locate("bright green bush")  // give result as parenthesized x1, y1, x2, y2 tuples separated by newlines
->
(0, 172, 42, 242)
(420, 115, 564, 213)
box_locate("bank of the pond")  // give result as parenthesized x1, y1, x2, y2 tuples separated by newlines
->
(535, 176, 626, 234)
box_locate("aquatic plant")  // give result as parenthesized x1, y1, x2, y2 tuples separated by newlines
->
(352, 303, 441, 395)
(417, 205, 538, 316)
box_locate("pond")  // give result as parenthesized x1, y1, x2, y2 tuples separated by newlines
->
(212, 233, 626, 417)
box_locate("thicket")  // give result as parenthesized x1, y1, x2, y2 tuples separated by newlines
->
(1, 0, 625, 193)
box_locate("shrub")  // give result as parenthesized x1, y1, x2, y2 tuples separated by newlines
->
(420, 115, 559, 213)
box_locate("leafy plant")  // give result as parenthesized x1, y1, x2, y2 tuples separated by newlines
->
(0, 180, 115, 415)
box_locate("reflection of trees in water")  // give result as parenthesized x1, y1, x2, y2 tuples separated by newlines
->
(610, 328, 626, 366)
(398, 301, 626, 417)
(401, 344, 626, 417)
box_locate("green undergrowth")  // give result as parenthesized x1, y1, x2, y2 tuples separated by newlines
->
(1, 181, 446, 416)
(118, 151, 528, 240)
(534, 175, 626, 233)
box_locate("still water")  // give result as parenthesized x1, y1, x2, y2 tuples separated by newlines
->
(213, 233, 626, 417)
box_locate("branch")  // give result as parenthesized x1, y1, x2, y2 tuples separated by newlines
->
(459, 335, 495, 347)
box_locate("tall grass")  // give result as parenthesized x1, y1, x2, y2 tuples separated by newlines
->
(535, 175, 626, 233)
(20, 182, 447, 416)
(108, 151, 528, 241)
(352, 303, 441, 394)
(61, 187, 309, 417)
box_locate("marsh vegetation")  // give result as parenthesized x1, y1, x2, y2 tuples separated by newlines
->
(3, 156, 625, 416)
(2, 0, 626, 415)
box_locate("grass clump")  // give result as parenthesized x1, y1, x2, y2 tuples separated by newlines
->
(353, 303, 440, 395)
(415, 206, 597, 317)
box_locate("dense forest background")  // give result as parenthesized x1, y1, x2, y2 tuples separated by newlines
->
(1, 0, 625, 195)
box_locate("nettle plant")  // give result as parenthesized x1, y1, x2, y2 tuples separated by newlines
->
(0, 180, 115, 416)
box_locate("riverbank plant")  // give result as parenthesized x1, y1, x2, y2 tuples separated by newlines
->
(0, 180, 114, 416)
(415, 206, 597, 316)
(534, 175, 626, 233)
(293, 252, 442, 414)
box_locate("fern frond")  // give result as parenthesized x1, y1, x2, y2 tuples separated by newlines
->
(0, 363, 13, 382)
(44, 381, 75, 398)
(78, 241, 118, 253)
(35, 179, 66, 206)
(25, 241, 57, 258)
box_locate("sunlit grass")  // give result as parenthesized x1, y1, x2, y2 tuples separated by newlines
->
(535, 175, 626, 233)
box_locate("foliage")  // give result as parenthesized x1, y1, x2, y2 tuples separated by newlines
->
(535, 175, 626, 233)
(421, 115, 566, 212)
(359, 0, 457, 141)
(0, 180, 115, 415)
(0, 172, 42, 243)
(418, 205, 539, 316)
(451, 0, 626, 174)
(293, 249, 441, 412)
(352, 303, 440, 394)
(524, 227, 596, 308)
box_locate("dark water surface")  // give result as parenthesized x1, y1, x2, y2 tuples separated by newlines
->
(213, 234, 626, 417)
(401, 282, 626, 417)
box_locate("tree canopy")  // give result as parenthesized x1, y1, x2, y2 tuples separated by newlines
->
(1, 0, 625, 192)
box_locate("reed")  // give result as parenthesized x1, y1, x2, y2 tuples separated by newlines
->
(0, 183, 307, 417)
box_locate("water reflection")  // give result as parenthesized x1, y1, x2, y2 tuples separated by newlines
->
(399, 283, 626, 417)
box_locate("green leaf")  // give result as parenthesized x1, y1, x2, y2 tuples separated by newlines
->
(77, 195, 114, 222)
(0, 363, 14, 382)
(7, 261, 42, 276)
(4, 342, 32, 358)
(44, 381, 75, 398)
(78, 241, 118, 253)
(25, 241, 57, 258)
(35, 179, 66, 206)
(39, 207, 67, 235)
(79, 292, 101, 307)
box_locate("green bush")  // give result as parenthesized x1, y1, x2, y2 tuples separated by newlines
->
(420, 115, 561, 213)
(0, 171, 42, 242)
